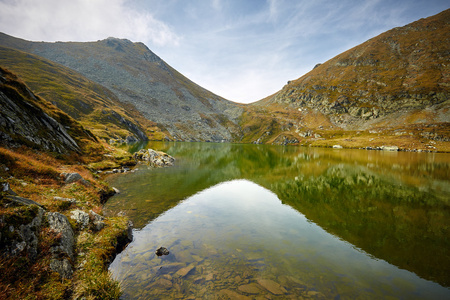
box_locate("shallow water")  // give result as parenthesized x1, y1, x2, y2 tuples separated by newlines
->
(106, 142, 450, 299)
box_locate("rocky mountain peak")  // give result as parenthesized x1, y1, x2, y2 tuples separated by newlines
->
(266, 9, 449, 129)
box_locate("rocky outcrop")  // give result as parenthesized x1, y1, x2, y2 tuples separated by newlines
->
(134, 148, 175, 167)
(0, 204, 44, 260)
(70, 209, 106, 232)
(47, 212, 75, 278)
(0, 67, 81, 153)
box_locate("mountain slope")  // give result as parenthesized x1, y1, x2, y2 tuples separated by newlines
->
(0, 35, 244, 142)
(0, 46, 165, 142)
(248, 9, 449, 150)
(0, 66, 98, 154)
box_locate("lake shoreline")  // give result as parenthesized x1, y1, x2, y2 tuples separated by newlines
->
(106, 142, 450, 299)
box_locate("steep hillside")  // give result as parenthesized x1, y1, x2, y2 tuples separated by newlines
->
(0, 66, 99, 154)
(0, 46, 164, 142)
(248, 9, 449, 151)
(0, 35, 244, 142)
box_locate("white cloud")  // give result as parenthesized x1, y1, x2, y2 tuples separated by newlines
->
(0, 0, 180, 46)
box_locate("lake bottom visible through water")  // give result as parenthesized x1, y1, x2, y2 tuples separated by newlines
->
(109, 179, 450, 299)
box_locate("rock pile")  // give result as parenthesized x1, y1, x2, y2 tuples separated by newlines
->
(133, 148, 175, 167)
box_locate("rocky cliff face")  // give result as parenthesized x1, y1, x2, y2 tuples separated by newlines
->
(0, 35, 244, 142)
(0, 67, 85, 153)
(0, 46, 158, 142)
(262, 9, 449, 130)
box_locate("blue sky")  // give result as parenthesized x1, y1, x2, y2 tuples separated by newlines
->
(0, 0, 448, 103)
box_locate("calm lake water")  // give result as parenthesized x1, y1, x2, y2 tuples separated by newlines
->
(105, 142, 450, 299)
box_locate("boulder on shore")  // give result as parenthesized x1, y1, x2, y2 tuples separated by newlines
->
(133, 148, 175, 167)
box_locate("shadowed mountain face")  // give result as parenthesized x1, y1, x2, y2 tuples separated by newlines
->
(0, 67, 97, 154)
(0, 46, 156, 143)
(0, 35, 244, 142)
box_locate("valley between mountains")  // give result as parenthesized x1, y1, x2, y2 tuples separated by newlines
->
(0, 8, 449, 299)
(1, 8, 449, 152)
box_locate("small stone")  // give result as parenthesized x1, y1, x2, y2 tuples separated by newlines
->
(70, 209, 90, 229)
(380, 145, 399, 151)
(2, 182, 17, 195)
(89, 210, 105, 231)
(63, 172, 82, 184)
(53, 196, 77, 204)
(155, 246, 170, 256)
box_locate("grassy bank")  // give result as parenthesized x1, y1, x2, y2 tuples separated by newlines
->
(0, 144, 134, 299)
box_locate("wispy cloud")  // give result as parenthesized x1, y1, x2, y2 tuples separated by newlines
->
(0, 0, 180, 46)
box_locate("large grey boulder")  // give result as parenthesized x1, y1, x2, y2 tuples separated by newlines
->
(47, 212, 75, 278)
(61, 172, 90, 186)
(2, 205, 45, 260)
(47, 212, 74, 259)
(18, 207, 44, 260)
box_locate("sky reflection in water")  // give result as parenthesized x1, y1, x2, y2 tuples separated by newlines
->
(109, 178, 449, 299)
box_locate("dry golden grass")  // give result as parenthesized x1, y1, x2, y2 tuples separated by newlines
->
(0, 144, 136, 299)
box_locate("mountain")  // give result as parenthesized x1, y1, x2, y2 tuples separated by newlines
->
(0, 34, 244, 142)
(0, 66, 98, 154)
(247, 9, 449, 150)
(0, 46, 163, 143)
(0, 9, 448, 151)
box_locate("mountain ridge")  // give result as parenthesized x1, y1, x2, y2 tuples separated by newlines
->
(0, 9, 449, 151)
(0, 33, 244, 142)
(243, 8, 449, 150)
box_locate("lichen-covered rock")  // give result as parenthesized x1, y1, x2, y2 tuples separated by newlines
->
(70, 209, 90, 230)
(0, 205, 44, 260)
(18, 207, 44, 260)
(47, 212, 75, 278)
(89, 210, 105, 231)
(61, 172, 90, 186)
(50, 258, 73, 279)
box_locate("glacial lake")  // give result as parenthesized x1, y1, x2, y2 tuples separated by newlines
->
(105, 142, 450, 299)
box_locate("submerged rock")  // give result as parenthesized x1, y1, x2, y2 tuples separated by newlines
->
(175, 264, 195, 277)
(257, 278, 287, 295)
(238, 283, 261, 294)
(155, 246, 170, 256)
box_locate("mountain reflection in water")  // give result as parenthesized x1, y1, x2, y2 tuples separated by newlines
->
(105, 142, 450, 298)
